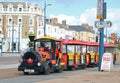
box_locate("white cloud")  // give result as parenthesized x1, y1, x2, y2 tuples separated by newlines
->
(79, 8, 120, 35)
(49, 8, 120, 36)
(50, 14, 80, 25)
(80, 8, 96, 25)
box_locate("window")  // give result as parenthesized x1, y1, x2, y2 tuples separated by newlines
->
(30, 19, 32, 25)
(29, 18, 34, 26)
(54, 28, 56, 32)
(19, 8, 22, 12)
(34, 7, 37, 12)
(0, 18, 2, 25)
(9, 7, 12, 11)
(8, 19, 12, 25)
(81, 33, 83, 36)
(18, 19, 22, 25)
(38, 31, 41, 35)
(0, 7, 2, 11)
(31, 8, 33, 12)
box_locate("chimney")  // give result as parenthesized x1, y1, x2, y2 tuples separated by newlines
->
(81, 23, 89, 28)
(50, 18, 58, 24)
(89, 26, 93, 30)
(62, 20, 66, 25)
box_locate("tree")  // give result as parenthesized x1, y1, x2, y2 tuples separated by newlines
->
(117, 44, 120, 51)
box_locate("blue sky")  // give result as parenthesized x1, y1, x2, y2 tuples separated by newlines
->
(39, 0, 120, 35)
(35, 0, 119, 18)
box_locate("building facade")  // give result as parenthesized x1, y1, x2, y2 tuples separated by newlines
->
(45, 18, 76, 39)
(0, 2, 44, 52)
(69, 23, 95, 42)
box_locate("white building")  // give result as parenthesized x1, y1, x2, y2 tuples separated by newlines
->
(45, 18, 76, 39)
(0, 2, 44, 52)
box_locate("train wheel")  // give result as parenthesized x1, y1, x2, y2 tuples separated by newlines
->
(56, 67, 64, 73)
(113, 61, 116, 65)
(23, 72, 29, 75)
(71, 67, 75, 71)
(44, 65, 51, 75)
(82, 66, 86, 69)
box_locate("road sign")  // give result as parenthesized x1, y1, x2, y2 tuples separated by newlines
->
(95, 21, 112, 28)
(96, 0, 103, 19)
(104, 21, 112, 27)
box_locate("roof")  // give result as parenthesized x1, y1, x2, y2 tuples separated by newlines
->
(35, 36, 62, 42)
(104, 43, 116, 48)
(47, 22, 70, 30)
(37, 36, 56, 40)
(0, 2, 39, 8)
(69, 25, 95, 33)
(62, 39, 88, 45)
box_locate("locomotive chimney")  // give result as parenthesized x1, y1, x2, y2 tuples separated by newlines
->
(28, 29, 35, 49)
(28, 30, 35, 41)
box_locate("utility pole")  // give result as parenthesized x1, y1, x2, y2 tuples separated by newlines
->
(12, 21, 14, 53)
(43, 0, 46, 36)
(18, 24, 20, 53)
(43, 0, 51, 36)
(96, 1, 112, 71)
(98, 0, 104, 71)
(96, 0, 105, 71)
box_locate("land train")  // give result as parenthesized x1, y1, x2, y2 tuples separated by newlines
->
(18, 35, 116, 74)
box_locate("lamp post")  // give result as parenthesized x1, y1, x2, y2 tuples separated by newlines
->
(0, 32, 2, 56)
(18, 24, 20, 53)
(43, 0, 51, 36)
(43, 0, 46, 36)
(12, 21, 14, 53)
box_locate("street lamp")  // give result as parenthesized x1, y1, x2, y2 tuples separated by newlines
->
(12, 21, 14, 53)
(43, 0, 51, 36)
(18, 24, 21, 53)
(0, 31, 2, 56)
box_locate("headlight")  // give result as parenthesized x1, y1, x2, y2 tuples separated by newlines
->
(37, 62, 41, 66)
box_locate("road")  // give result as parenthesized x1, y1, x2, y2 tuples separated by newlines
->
(0, 53, 120, 83)
(0, 67, 98, 83)
(0, 64, 120, 83)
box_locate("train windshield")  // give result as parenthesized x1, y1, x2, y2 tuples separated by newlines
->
(34, 40, 55, 51)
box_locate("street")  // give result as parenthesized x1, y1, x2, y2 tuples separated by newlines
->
(0, 53, 120, 83)
(0, 67, 98, 83)
(0, 65, 120, 83)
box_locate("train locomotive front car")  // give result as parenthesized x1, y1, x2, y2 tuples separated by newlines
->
(18, 36, 65, 75)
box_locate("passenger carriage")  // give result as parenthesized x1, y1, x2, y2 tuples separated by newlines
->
(104, 43, 116, 64)
(62, 39, 86, 70)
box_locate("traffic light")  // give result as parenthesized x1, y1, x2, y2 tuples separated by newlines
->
(96, 36, 98, 42)
(13, 43, 16, 50)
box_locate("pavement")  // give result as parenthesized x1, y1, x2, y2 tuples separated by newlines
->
(0, 53, 20, 69)
(0, 53, 20, 57)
